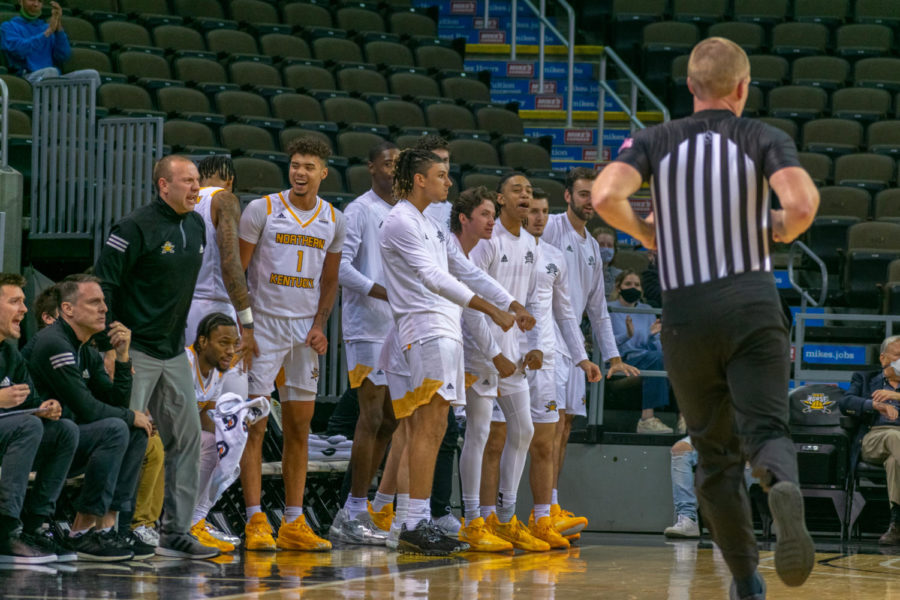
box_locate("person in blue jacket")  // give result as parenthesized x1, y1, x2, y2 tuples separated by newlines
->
(0, 0, 99, 87)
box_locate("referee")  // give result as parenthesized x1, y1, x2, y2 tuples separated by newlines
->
(592, 38, 819, 599)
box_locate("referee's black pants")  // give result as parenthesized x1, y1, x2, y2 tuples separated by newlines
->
(661, 271, 797, 580)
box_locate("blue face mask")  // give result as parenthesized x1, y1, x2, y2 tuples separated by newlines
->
(599, 247, 615, 265)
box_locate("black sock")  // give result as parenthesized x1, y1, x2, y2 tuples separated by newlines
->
(20, 513, 45, 534)
(891, 503, 900, 524)
(0, 514, 20, 539)
(735, 572, 763, 598)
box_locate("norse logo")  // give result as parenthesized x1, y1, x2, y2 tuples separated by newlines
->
(217, 441, 228, 459)
(436, 229, 446, 243)
(587, 255, 596, 267)
(161, 241, 175, 254)
(802, 393, 836, 414)
(545, 399, 558, 412)
(311, 367, 320, 381)
(546, 262, 559, 276)
(223, 415, 238, 431)
(524, 251, 534, 264)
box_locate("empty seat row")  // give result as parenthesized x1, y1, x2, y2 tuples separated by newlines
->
(797, 152, 900, 192)
(743, 83, 900, 122)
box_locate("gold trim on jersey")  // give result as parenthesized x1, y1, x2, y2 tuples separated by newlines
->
(464, 373, 479, 390)
(278, 192, 323, 229)
(392, 377, 443, 419)
(347, 363, 374, 389)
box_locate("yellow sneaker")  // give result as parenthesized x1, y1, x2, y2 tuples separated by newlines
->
(459, 517, 514, 552)
(488, 514, 550, 552)
(276, 515, 332, 552)
(367, 500, 394, 532)
(528, 514, 570, 549)
(551, 504, 588, 536)
(245, 512, 277, 551)
(565, 532, 581, 542)
(191, 519, 236, 552)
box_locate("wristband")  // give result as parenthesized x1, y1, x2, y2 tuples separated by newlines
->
(238, 307, 253, 326)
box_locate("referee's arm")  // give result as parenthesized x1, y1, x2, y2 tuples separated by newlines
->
(591, 163, 654, 249)
(768, 167, 819, 243)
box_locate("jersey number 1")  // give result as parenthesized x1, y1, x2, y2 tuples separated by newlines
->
(296, 250, 304, 272)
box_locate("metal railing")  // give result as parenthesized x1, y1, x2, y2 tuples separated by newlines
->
(0, 78, 8, 170)
(94, 117, 164, 258)
(30, 77, 97, 240)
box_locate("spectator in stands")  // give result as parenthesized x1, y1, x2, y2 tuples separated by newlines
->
(32, 284, 58, 329)
(0, 0, 100, 87)
(840, 334, 900, 545)
(592, 226, 621, 298)
(26, 274, 153, 561)
(610, 270, 681, 434)
(94, 154, 215, 559)
(0, 272, 77, 564)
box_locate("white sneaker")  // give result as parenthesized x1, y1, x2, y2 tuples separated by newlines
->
(386, 521, 401, 550)
(432, 512, 462, 540)
(664, 515, 700, 538)
(637, 416, 674, 434)
(675, 414, 687, 435)
(204, 522, 241, 547)
(132, 525, 159, 547)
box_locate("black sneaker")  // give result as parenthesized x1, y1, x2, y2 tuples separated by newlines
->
(116, 530, 155, 561)
(69, 530, 133, 562)
(156, 532, 219, 559)
(397, 520, 470, 556)
(768, 481, 815, 587)
(0, 530, 56, 565)
(22, 527, 77, 562)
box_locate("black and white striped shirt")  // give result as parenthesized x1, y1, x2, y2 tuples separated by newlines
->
(616, 109, 800, 291)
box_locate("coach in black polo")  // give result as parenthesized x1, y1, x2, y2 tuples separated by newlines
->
(592, 38, 820, 599)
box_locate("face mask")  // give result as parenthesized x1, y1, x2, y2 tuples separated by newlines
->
(891, 358, 900, 374)
(599, 247, 615, 265)
(619, 287, 642, 304)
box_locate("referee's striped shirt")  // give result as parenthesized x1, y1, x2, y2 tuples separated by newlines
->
(615, 109, 801, 292)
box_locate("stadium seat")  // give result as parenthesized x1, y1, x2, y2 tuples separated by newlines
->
(318, 164, 346, 194)
(793, 0, 849, 26)
(770, 23, 829, 58)
(855, 0, 900, 26)
(389, 71, 440, 98)
(283, 64, 335, 92)
(156, 86, 224, 125)
(875, 189, 900, 223)
(867, 121, 900, 156)
(97, 82, 165, 118)
(163, 119, 225, 154)
(807, 186, 870, 272)
(748, 55, 789, 90)
(447, 139, 501, 169)
(641, 21, 699, 83)
(313, 37, 364, 64)
(336, 67, 389, 95)
(118, 51, 178, 89)
(119, 0, 182, 27)
(271, 93, 324, 124)
(462, 172, 502, 193)
(229, 0, 289, 34)
(768, 85, 828, 121)
(337, 131, 385, 162)
(834, 153, 895, 192)
(854, 58, 900, 92)
(791, 56, 850, 90)
(60, 15, 100, 46)
(818, 186, 872, 219)
(831, 87, 891, 123)
(743, 85, 764, 117)
(229, 62, 288, 97)
(220, 123, 282, 162)
(374, 99, 426, 129)
(173, 0, 237, 30)
(216, 90, 285, 131)
(232, 157, 285, 194)
(5, 108, 30, 136)
(365, 41, 414, 68)
(802, 118, 862, 157)
(282, 2, 333, 29)
(611, 0, 665, 56)
(66, 0, 122, 22)
(797, 151, 833, 185)
(0, 75, 32, 111)
(415, 45, 463, 71)
(207, 29, 267, 63)
(346, 163, 371, 195)
(259, 34, 311, 64)
(671, 0, 728, 26)
(389, 10, 437, 38)
(98, 20, 157, 53)
(884, 258, 900, 313)
(425, 103, 476, 131)
(476, 107, 524, 137)
(758, 117, 798, 142)
(280, 127, 334, 153)
(733, 0, 788, 26)
(62, 47, 123, 84)
(323, 97, 377, 126)
(707, 22, 765, 54)
(336, 6, 385, 33)
(501, 141, 553, 171)
(174, 57, 237, 95)
(441, 77, 491, 103)
(835, 24, 893, 60)
(152, 25, 212, 59)
(843, 221, 900, 307)
(529, 176, 567, 210)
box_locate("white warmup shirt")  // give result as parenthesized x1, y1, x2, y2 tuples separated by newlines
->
(379, 200, 513, 347)
(239, 191, 346, 319)
(339, 189, 394, 342)
(451, 234, 503, 374)
(522, 239, 589, 367)
(542, 213, 619, 362)
(424, 200, 451, 231)
(192, 186, 229, 303)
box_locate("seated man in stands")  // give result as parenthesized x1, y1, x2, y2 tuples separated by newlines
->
(0, 272, 77, 564)
(0, 0, 100, 87)
(840, 334, 900, 545)
(32, 284, 58, 330)
(26, 274, 153, 561)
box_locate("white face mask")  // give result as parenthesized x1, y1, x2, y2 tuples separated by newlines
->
(891, 358, 900, 374)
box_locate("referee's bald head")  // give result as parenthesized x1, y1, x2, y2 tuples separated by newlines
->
(687, 37, 750, 101)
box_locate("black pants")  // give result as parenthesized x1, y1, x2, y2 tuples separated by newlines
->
(431, 408, 459, 517)
(661, 271, 797, 580)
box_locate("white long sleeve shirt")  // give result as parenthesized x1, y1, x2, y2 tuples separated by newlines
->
(542, 213, 619, 361)
(339, 189, 395, 342)
(452, 234, 503, 373)
(379, 200, 514, 347)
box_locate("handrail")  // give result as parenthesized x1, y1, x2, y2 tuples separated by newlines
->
(0, 78, 8, 169)
(787, 240, 828, 308)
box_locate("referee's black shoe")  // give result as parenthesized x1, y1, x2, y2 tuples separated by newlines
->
(397, 520, 469, 556)
(768, 481, 815, 586)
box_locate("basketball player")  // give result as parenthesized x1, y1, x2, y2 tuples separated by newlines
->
(593, 37, 818, 597)
(238, 137, 346, 552)
(185, 156, 256, 369)
(542, 167, 639, 535)
(330, 141, 399, 545)
(379, 149, 533, 555)
(419, 135, 452, 228)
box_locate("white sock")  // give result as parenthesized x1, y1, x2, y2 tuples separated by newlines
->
(372, 491, 394, 513)
(69, 527, 90, 538)
(551, 488, 559, 505)
(344, 495, 368, 519)
(461, 390, 493, 524)
(191, 511, 205, 527)
(246, 505, 262, 520)
(534, 504, 551, 520)
(284, 506, 303, 522)
(406, 498, 430, 530)
(395, 493, 410, 526)
(481, 505, 496, 521)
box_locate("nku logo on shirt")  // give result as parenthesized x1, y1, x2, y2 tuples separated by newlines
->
(161, 241, 175, 254)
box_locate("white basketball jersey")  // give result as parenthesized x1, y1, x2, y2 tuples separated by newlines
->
(187, 345, 227, 410)
(246, 192, 339, 319)
(192, 186, 228, 303)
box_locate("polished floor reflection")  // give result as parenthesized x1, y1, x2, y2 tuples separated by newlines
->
(3, 534, 900, 599)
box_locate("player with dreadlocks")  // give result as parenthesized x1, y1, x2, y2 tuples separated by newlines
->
(185, 155, 257, 373)
(378, 148, 535, 555)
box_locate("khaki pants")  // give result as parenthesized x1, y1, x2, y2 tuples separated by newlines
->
(132, 433, 164, 529)
(861, 426, 900, 505)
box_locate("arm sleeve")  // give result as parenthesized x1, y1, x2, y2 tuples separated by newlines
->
(85, 349, 132, 410)
(552, 260, 588, 363)
(327, 209, 346, 253)
(613, 130, 653, 182)
(447, 238, 514, 310)
(51, 31, 71, 64)
(0, 21, 47, 60)
(839, 372, 875, 417)
(238, 199, 269, 245)
(384, 217, 475, 308)
(761, 123, 802, 178)
(463, 309, 503, 360)
(586, 265, 620, 361)
(338, 205, 375, 295)
(94, 218, 143, 327)
(29, 340, 134, 425)
(11, 350, 40, 410)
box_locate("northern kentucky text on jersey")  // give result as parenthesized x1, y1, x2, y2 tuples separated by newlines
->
(269, 273, 316, 288)
(274, 232, 326, 250)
